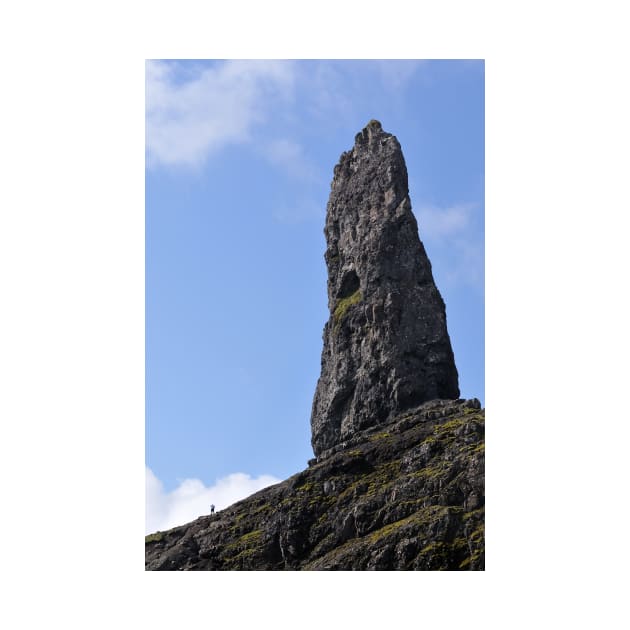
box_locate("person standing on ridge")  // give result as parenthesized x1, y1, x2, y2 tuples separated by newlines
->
(210, 504, 215, 515)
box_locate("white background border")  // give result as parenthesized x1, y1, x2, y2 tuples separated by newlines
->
(1, 1, 628, 628)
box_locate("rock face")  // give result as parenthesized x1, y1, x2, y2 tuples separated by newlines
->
(146, 399, 484, 570)
(311, 120, 459, 458)
(145, 121, 484, 571)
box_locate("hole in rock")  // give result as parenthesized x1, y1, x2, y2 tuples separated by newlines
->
(337, 269, 360, 299)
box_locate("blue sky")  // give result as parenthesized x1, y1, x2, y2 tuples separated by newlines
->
(145, 59, 484, 532)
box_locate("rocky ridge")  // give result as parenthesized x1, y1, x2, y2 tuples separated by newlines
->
(145, 398, 484, 570)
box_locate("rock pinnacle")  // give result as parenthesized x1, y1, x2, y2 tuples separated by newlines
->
(310, 120, 460, 458)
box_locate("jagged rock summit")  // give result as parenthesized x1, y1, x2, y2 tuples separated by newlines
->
(311, 119, 460, 458)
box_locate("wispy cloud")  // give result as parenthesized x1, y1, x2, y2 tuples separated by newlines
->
(146, 60, 295, 168)
(145, 59, 427, 171)
(146, 467, 281, 534)
(416, 202, 484, 290)
(417, 202, 478, 240)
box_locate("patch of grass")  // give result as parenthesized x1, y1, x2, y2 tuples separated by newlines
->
(239, 529, 263, 545)
(145, 532, 163, 543)
(469, 525, 484, 543)
(417, 538, 468, 566)
(251, 503, 271, 517)
(308, 495, 336, 508)
(333, 289, 362, 328)
(296, 482, 316, 493)
(304, 535, 366, 569)
(368, 432, 392, 442)
(336, 460, 401, 501)
(463, 508, 484, 521)
(337, 479, 369, 501)
(408, 465, 445, 481)
(369, 505, 453, 544)
(377, 459, 401, 475)
(434, 417, 469, 434)
(317, 512, 329, 525)
(368, 518, 410, 543)
(229, 547, 258, 562)
(363, 460, 402, 496)
(226, 528, 263, 552)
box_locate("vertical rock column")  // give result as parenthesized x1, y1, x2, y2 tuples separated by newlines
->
(310, 120, 460, 457)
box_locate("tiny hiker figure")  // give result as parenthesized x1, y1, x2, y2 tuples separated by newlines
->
(210, 504, 215, 515)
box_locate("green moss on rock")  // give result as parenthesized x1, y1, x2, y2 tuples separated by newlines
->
(296, 482, 316, 493)
(369, 432, 392, 442)
(333, 289, 362, 328)
(145, 532, 163, 543)
(239, 529, 262, 544)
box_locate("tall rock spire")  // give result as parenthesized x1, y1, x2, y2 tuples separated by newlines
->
(310, 120, 460, 457)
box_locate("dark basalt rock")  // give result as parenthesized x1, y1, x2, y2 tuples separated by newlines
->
(145, 399, 484, 571)
(145, 122, 483, 571)
(310, 119, 460, 457)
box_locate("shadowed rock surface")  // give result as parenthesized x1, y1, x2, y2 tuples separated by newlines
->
(145, 398, 484, 570)
(145, 121, 483, 571)
(310, 120, 459, 457)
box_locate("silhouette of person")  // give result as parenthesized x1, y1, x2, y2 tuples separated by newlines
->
(210, 504, 215, 515)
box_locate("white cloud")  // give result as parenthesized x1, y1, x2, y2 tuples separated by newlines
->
(146, 467, 281, 534)
(417, 202, 477, 240)
(146, 60, 295, 168)
(145, 59, 426, 171)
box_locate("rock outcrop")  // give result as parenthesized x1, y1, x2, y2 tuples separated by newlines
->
(311, 120, 459, 458)
(146, 398, 484, 570)
(145, 121, 484, 571)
